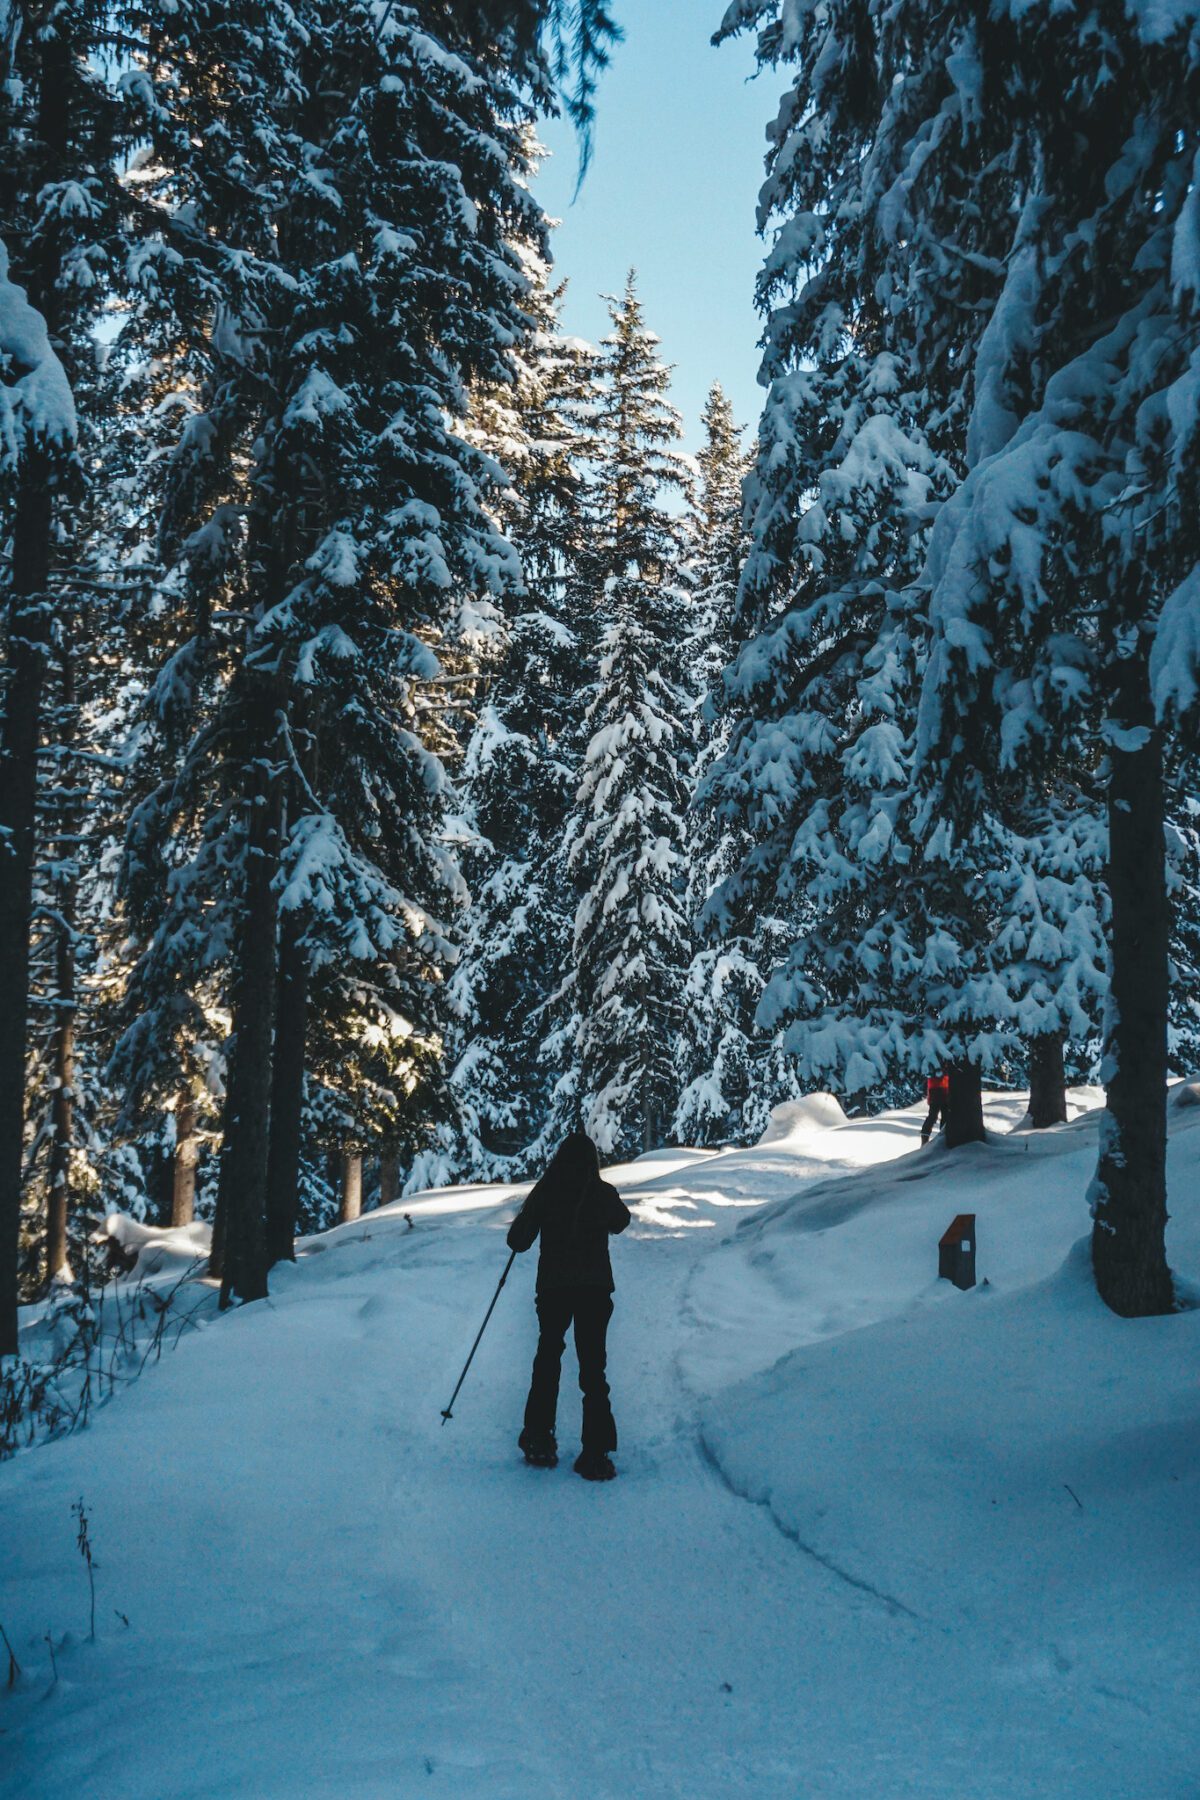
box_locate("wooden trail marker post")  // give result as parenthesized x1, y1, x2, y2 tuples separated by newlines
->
(938, 1214, 977, 1290)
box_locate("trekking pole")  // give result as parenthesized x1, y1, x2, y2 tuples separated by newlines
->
(440, 1249, 517, 1424)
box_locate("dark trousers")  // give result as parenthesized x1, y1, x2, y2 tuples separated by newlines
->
(922, 1092, 948, 1141)
(521, 1286, 616, 1453)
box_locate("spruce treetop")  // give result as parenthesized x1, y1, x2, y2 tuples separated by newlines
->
(591, 271, 691, 585)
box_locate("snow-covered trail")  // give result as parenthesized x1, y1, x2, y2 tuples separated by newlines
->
(1, 1167, 864, 1799)
(2, 1098, 1194, 1797)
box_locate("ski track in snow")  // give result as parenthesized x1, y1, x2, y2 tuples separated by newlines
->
(694, 1430, 923, 1623)
(2, 1092, 1197, 1798)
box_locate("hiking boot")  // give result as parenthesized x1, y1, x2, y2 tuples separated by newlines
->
(574, 1450, 617, 1482)
(519, 1431, 558, 1468)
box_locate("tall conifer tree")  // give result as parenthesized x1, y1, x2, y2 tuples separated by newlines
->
(449, 271, 599, 1178)
(710, 0, 967, 1116)
(909, 0, 1200, 1310)
(114, 2, 552, 1299)
(722, 0, 1199, 1308)
(564, 274, 693, 1155)
(0, 1, 125, 1353)
(680, 384, 804, 1142)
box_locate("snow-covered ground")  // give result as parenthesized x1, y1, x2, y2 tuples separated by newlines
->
(3, 1088, 1198, 1798)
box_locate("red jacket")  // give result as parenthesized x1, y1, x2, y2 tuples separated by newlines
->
(927, 1074, 950, 1098)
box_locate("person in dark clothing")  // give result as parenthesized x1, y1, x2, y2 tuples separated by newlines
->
(507, 1129, 631, 1481)
(921, 1072, 950, 1144)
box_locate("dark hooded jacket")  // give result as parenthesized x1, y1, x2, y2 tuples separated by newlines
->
(506, 1131, 631, 1293)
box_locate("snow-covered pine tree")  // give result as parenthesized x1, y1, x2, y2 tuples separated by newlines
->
(78, 37, 241, 1245)
(24, 625, 89, 1290)
(677, 383, 804, 1143)
(1166, 804, 1200, 1083)
(564, 274, 694, 1156)
(689, 384, 746, 697)
(17, 231, 202, 1281)
(21, 174, 227, 1255)
(449, 270, 599, 1178)
(910, 0, 1200, 1312)
(109, 0, 314, 1301)
(23, 573, 126, 1288)
(0, 1, 127, 1352)
(714, 0, 1120, 1153)
(298, 956, 454, 1221)
(114, 2, 554, 1296)
(725, 0, 1198, 1285)
(708, 1, 974, 1125)
(249, 0, 553, 1261)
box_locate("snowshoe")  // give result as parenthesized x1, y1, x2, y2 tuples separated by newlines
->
(573, 1450, 617, 1482)
(519, 1431, 558, 1469)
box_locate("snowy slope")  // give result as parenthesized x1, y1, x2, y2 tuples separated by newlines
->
(2, 1091, 1198, 1798)
(690, 1089, 1200, 1797)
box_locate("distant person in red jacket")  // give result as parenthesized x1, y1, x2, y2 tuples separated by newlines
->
(921, 1072, 951, 1144)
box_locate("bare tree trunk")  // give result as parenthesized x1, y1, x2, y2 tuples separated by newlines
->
(265, 696, 318, 1266)
(1027, 1032, 1068, 1129)
(265, 911, 308, 1266)
(44, 629, 80, 1288)
(0, 0, 72, 1354)
(944, 1061, 986, 1149)
(379, 1149, 399, 1210)
(0, 473, 54, 1354)
(641, 1098, 658, 1157)
(339, 1152, 363, 1225)
(1092, 653, 1173, 1317)
(45, 997, 75, 1288)
(208, 1179, 228, 1281)
(215, 766, 279, 1307)
(171, 1094, 198, 1228)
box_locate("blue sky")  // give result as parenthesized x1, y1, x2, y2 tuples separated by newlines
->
(534, 3, 773, 456)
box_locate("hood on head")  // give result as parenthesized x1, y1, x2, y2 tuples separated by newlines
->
(553, 1129, 600, 1179)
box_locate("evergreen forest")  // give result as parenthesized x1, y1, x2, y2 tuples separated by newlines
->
(2, 0, 1198, 1355)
